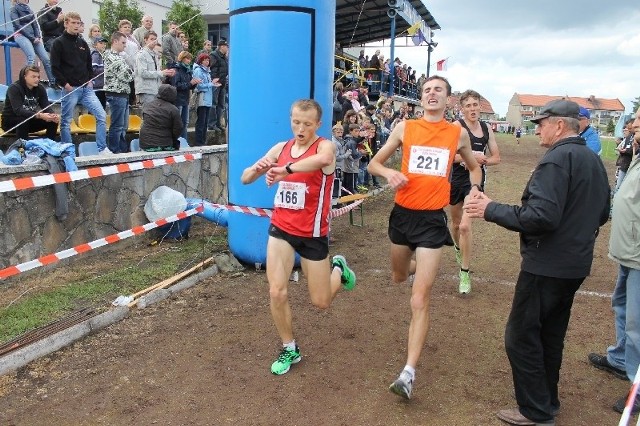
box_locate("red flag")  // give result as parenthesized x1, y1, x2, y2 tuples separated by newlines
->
(436, 58, 447, 71)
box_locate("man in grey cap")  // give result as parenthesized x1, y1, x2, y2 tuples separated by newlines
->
(465, 99, 610, 425)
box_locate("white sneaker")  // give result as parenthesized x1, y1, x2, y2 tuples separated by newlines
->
(99, 147, 113, 155)
(389, 370, 413, 399)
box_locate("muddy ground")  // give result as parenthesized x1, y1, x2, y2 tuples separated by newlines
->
(0, 135, 631, 425)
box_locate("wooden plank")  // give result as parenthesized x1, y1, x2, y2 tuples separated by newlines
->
(337, 193, 368, 203)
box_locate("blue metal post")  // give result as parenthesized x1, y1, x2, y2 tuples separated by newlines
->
(388, 16, 396, 97)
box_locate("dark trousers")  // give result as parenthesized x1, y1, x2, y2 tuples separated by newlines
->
(506, 270, 584, 422)
(2, 116, 58, 140)
(194, 106, 210, 146)
(342, 172, 357, 195)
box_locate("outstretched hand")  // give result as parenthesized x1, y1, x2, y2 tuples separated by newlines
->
(464, 193, 492, 219)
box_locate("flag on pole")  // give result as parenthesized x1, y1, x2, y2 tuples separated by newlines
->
(411, 29, 427, 46)
(406, 21, 421, 36)
(436, 58, 448, 71)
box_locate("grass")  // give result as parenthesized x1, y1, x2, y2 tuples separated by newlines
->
(600, 137, 619, 161)
(0, 224, 227, 345)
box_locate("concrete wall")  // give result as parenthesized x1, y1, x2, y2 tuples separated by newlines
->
(0, 145, 228, 270)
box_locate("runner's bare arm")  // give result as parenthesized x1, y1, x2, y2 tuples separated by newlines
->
(265, 139, 336, 186)
(484, 126, 501, 166)
(451, 120, 465, 164)
(368, 121, 409, 189)
(241, 142, 286, 184)
(457, 128, 482, 194)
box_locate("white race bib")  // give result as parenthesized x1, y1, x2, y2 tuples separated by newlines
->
(274, 181, 306, 210)
(408, 146, 449, 177)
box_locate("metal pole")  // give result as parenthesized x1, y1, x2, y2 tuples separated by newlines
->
(426, 44, 432, 78)
(388, 15, 396, 97)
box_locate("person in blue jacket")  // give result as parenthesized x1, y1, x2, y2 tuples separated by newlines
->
(578, 106, 602, 155)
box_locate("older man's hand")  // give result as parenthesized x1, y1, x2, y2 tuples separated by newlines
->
(464, 193, 493, 219)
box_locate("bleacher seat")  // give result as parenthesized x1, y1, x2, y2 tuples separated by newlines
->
(77, 114, 96, 132)
(0, 84, 7, 102)
(129, 138, 140, 152)
(77, 141, 99, 156)
(178, 137, 189, 149)
(127, 114, 142, 132)
(46, 87, 63, 102)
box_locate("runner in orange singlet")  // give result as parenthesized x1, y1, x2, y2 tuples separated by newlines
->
(368, 76, 483, 400)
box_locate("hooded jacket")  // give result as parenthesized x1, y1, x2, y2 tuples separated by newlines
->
(2, 67, 51, 122)
(50, 31, 92, 87)
(10, 2, 40, 42)
(140, 84, 182, 150)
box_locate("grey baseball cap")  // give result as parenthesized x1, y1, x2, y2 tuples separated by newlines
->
(530, 99, 580, 123)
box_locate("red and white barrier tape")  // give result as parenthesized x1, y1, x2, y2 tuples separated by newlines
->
(199, 201, 272, 218)
(0, 153, 202, 193)
(330, 199, 365, 218)
(618, 366, 640, 426)
(0, 206, 203, 280)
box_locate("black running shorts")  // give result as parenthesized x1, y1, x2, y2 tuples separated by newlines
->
(388, 204, 454, 251)
(268, 224, 329, 261)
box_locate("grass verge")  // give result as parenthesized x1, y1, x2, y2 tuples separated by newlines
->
(0, 225, 227, 345)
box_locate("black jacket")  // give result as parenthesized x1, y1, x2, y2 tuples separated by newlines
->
(210, 49, 228, 86)
(140, 84, 183, 150)
(50, 31, 92, 87)
(485, 136, 610, 279)
(38, 6, 64, 48)
(2, 67, 51, 122)
(169, 62, 194, 108)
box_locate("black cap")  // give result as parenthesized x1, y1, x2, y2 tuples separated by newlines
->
(217, 39, 228, 47)
(94, 37, 108, 43)
(530, 99, 580, 123)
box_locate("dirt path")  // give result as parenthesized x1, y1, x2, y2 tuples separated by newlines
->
(0, 137, 629, 425)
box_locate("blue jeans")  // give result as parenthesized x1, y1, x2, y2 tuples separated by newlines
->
(177, 105, 189, 140)
(607, 264, 640, 381)
(14, 34, 54, 82)
(60, 86, 107, 150)
(194, 106, 210, 146)
(106, 95, 129, 153)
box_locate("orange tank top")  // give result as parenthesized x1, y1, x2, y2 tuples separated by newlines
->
(395, 119, 461, 210)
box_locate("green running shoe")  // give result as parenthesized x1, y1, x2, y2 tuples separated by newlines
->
(459, 269, 471, 294)
(454, 244, 462, 266)
(270, 346, 302, 375)
(332, 255, 356, 290)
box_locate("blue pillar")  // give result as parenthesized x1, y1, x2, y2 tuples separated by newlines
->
(227, 0, 335, 265)
(388, 16, 396, 97)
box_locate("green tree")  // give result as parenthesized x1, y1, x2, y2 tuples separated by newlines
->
(166, 0, 206, 57)
(98, 0, 144, 39)
(632, 96, 640, 113)
(606, 119, 615, 135)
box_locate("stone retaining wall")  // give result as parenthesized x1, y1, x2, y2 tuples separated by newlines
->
(0, 145, 228, 271)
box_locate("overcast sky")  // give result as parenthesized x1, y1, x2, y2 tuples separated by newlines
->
(361, 0, 639, 117)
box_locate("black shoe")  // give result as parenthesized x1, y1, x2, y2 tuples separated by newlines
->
(588, 353, 628, 380)
(613, 395, 640, 414)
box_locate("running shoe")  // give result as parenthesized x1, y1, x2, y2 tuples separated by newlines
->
(389, 370, 413, 399)
(454, 244, 462, 266)
(270, 345, 302, 375)
(332, 255, 356, 290)
(357, 185, 368, 193)
(459, 269, 471, 294)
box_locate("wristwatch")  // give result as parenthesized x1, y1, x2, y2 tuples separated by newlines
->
(471, 183, 483, 192)
(285, 162, 294, 174)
